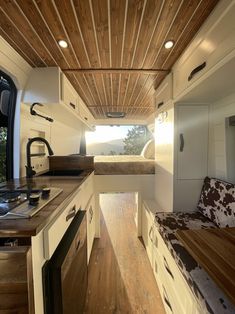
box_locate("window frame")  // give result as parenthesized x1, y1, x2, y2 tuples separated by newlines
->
(0, 70, 17, 180)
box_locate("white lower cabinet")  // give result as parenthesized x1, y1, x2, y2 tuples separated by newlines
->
(142, 204, 204, 314)
(86, 194, 95, 263)
(141, 201, 155, 266)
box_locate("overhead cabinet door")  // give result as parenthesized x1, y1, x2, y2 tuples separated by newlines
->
(177, 105, 208, 180)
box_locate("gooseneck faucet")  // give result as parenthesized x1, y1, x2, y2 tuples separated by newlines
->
(26, 137, 54, 178)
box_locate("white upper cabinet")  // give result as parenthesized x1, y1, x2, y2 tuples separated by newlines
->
(173, 0, 235, 100)
(23, 67, 61, 104)
(155, 73, 173, 111)
(61, 73, 78, 110)
(176, 105, 208, 180)
(22, 67, 94, 129)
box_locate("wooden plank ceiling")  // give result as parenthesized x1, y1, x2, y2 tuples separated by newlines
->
(0, 0, 219, 119)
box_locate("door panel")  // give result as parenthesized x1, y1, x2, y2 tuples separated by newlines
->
(177, 105, 208, 180)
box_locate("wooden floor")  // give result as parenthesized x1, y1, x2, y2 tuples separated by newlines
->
(84, 193, 165, 314)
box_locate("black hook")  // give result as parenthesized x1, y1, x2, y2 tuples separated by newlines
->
(30, 103, 54, 122)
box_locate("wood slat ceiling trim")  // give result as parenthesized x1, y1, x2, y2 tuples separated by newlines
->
(0, 0, 219, 119)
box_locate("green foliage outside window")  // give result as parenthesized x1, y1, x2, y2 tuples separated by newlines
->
(0, 127, 7, 183)
(123, 125, 152, 155)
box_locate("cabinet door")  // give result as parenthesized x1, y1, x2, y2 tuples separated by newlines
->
(61, 214, 87, 314)
(177, 105, 208, 180)
(173, 1, 235, 99)
(86, 195, 95, 263)
(141, 205, 154, 266)
(0, 246, 33, 314)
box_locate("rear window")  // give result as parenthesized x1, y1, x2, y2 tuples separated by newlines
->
(86, 125, 152, 156)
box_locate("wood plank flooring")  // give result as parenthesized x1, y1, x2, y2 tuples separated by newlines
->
(84, 193, 165, 314)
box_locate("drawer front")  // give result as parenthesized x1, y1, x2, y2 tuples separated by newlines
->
(44, 190, 82, 260)
(153, 249, 185, 314)
(153, 251, 188, 314)
(87, 194, 95, 263)
(155, 74, 172, 112)
(173, 1, 235, 98)
(81, 173, 94, 210)
(142, 205, 154, 266)
(0, 246, 32, 314)
(153, 229, 194, 311)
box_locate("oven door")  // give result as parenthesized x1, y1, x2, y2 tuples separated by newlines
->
(43, 211, 87, 314)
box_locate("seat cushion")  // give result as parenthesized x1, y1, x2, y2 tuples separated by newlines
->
(197, 177, 235, 227)
(154, 212, 235, 314)
(154, 211, 216, 273)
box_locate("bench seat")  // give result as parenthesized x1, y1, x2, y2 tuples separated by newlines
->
(154, 211, 235, 314)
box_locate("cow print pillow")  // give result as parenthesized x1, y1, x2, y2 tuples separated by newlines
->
(197, 177, 235, 227)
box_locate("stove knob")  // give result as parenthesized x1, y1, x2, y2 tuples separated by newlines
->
(42, 187, 51, 197)
(29, 194, 40, 205)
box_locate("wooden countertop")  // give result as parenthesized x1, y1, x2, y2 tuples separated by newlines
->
(0, 170, 93, 237)
(176, 227, 235, 305)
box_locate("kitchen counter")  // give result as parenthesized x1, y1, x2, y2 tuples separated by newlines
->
(0, 169, 93, 237)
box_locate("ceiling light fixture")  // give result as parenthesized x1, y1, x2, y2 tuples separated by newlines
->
(58, 40, 68, 48)
(164, 40, 174, 49)
(106, 112, 126, 118)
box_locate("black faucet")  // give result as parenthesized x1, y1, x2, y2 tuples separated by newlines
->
(26, 137, 54, 178)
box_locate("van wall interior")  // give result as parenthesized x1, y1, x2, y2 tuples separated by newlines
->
(208, 92, 235, 181)
(20, 103, 83, 177)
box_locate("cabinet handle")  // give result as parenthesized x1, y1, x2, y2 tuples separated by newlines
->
(69, 102, 76, 110)
(179, 133, 184, 152)
(66, 205, 76, 221)
(163, 291, 173, 312)
(157, 101, 164, 109)
(188, 61, 206, 81)
(149, 226, 153, 243)
(76, 240, 81, 251)
(164, 256, 174, 280)
(89, 206, 93, 223)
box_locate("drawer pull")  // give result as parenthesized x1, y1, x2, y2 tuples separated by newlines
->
(149, 226, 153, 243)
(66, 206, 76, 221)
(89, 205, 93, 223)
(76, 240, 81, 251)
(69, 102, 76, 110)
(163, 287, 173, 312)
(179, 133, 184, 152)
(188, 61, 206, 81)
(164, 256, 174, 280)
(157, 101, 164, 109)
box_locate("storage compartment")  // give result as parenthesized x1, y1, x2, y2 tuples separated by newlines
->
(86, 194, 95, 263)
(155, 74, 173, 112)
(173, 1, 235, 99)
(176, 105, 208, 180)
(43, 211, 87, 314)
(153, 229, 197, 313)
(141, 202, 155, 266)
(61, 74, 78, 110)
(0, 245, 33, 314)
(43, 189, 82, 259)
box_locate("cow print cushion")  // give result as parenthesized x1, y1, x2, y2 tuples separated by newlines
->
(154, 212, 235, 314)
(197, 177, 235, 227)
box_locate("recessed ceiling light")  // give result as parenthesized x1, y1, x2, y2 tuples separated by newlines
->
(164, 40, 174, 49)
(58, 40, 68, 48)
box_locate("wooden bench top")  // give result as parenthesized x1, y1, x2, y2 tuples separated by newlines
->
(176, 227, 235, 305)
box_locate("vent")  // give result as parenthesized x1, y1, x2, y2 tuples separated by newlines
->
(106, 112, 126, 118)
